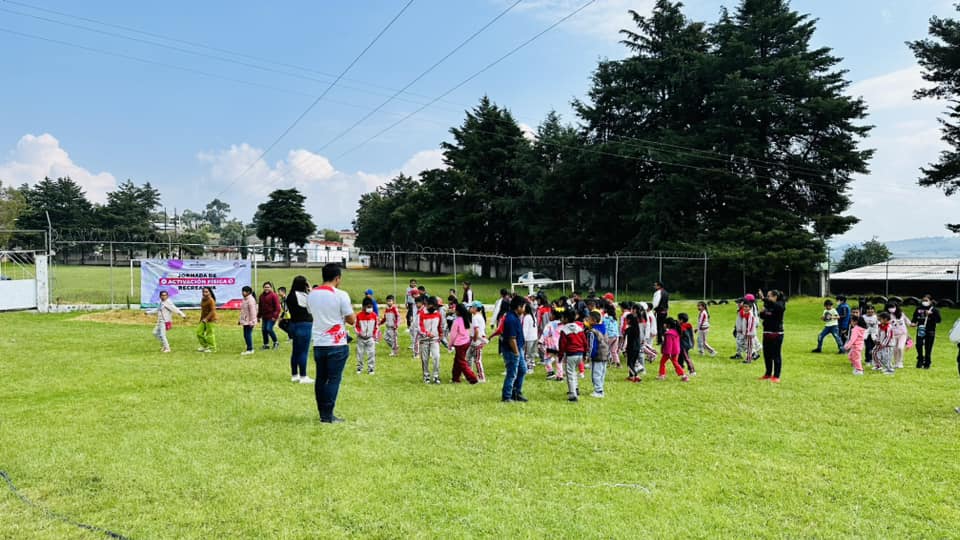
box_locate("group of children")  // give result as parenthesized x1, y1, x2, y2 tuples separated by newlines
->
(815, 294, 956, 376)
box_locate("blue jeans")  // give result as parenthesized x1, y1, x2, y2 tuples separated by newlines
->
(817, 326, 842, 351)
(243, 325, 254, 351)
(502, 349, 527, 400)
(591, 360, 607, 394)
(314, 345, 349, 421)
(289, 321, 312, 377)
(262, 319, 278, 346)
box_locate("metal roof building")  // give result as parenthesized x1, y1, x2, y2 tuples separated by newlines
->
(829, 259, 960, 304)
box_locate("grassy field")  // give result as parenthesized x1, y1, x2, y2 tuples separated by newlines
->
(2, 298, 960, 539)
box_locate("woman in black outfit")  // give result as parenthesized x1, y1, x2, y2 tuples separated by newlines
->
(286, 275, 314, 384)
(758, 289, 786, 382)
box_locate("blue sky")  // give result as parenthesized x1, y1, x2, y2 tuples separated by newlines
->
(1, 0, 958, 244)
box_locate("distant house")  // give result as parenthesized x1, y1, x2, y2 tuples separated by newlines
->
(338, 230, 357, 248)
(300, 239, 350, 264)
(830, 258, 960, 304)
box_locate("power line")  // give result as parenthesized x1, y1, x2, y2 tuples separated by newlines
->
(313, 0, 524, 154)
(213, 0, 416, 198)
(0, 0, 464, 111)
(332, 0, 598, 160)
(0, 26, 435, 120)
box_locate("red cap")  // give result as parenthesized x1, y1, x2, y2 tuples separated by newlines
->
(603, 292, 615, 301)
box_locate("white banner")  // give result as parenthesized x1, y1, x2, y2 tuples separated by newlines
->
(140, 259, 251, 309)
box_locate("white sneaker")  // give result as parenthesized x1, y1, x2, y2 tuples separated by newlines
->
(196, 347, 206, 352)
(240, 350, 254, 356)
(590, 391, 604, 398)
(291, 375, 300, 383)
(299, 376, 315, 384)
(853, 370, 864, 376)
(368, 370, 375, 376)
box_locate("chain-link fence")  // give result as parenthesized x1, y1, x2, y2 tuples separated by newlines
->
(2, 227, 870, 306)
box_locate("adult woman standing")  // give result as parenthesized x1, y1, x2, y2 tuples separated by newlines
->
(758, 289, 785, 383)
(258, 281, 282, 350)
(286, 275, 314, 384)
(196, 287, 218, 353)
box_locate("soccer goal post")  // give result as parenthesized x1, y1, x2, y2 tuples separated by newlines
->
(511, 279, 575, 296)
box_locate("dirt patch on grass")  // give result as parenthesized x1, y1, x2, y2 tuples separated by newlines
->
(73, 309, 241, 325)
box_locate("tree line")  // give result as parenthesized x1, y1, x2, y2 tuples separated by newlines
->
(355, 0, 874, 291)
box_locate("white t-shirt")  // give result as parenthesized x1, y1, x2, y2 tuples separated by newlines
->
(522, 313, 538, 341)
(307, 285, 353, 346)
(471, 313, 487, 340)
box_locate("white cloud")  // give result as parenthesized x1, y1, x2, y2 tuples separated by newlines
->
(508, 0, 652, 40)
(518, 122, 537, 141)
(0, 133, 117, 202)
(195, 145, 446, 229)
(848, 65, 935, 112)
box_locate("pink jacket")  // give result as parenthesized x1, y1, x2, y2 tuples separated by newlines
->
(844, 325, 865, 352)
(661, 329, 680, 356)
(447, 317, 471, 347)
(239, 295, 258, 326)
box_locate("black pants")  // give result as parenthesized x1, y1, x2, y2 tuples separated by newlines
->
(864, 335, 875, 365)
(763, 333, 784, 378)
(655, 310, 667, 344)
(626, 348, 640, 378)
(915, 333, 935, 368)
(956, 344, 960, 377)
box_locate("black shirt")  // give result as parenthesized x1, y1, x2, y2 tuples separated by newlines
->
(286, 291, 313, 323)
(912, 306, 942, 334)
(759, 300, 785, 333)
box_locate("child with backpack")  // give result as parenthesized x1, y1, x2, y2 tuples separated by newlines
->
(677, 312, 697, 376)
(586, 312, 609, 398)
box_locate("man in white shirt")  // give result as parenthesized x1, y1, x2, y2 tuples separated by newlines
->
(307, 264, 356, 424)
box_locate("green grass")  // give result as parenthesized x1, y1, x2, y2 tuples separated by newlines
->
(2, 299, 960, 539)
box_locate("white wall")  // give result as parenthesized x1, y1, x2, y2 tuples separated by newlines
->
(0, 279, 37, 310)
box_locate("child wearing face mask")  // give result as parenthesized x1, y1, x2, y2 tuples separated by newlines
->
(911, 295, 942, 369)
(886, 302, 910, 369)
(843, 312, 867, 375)
(874, 312, 896, 375)
(861, 305, 879, 367)
(355, 297, 379, 375)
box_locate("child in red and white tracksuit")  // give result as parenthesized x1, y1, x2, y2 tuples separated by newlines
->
(844, 315, 866, 375)
(658, 318, 689, 382)
(419, 297, 444, 384)
(873, 312, 896, 375)
(558, 309, 588, 402)
(379, 295, 401, 357)
(355, 298, 379, 374)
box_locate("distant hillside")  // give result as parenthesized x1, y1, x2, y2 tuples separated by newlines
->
(830, 237, 960, 261)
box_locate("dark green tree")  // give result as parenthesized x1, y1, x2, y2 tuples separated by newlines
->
(253, 188, 316, 263)
(204, 198, 231, 232)
(97, 180, 162, 257)
(322, 229, 342, 242)
(909, 5, 960, 233)
(16, 177, 96, 256)
(0, 180, 26, 248)
(834, 239, 892, 272)
(219, 219, 246, 246)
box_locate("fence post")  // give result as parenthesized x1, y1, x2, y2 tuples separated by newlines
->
(452, 249, 457, 290)
(130, 259, 134, 308)
(702, 253, 707, 301)
(110, 241, 115, 307)
(614, 255, 619, 299)
(392, 246, 398, 300)
(509, 256, 513, 284)
(658, 251, 663, 282)
(884, 260, 889, 297)
(254, 256, 259, 291)
(955, 261, 959, 303)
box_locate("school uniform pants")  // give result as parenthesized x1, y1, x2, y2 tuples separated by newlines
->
(420, 339, 440, 380)
(523, 340, 538, 371)
(356, 337, 376, 372)
(564, 354, 583, 398)
(383, 326, 399, 354)
(153, 321, 169, 349)
(591, 360, 607, 394)
(658, 354, 685, 378)
(467, 342, 486, 381)
(452, 343, 478, 383)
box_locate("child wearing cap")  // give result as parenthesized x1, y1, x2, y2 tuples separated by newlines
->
(379, 294, 401, 357)
(364, 289, 379, 316)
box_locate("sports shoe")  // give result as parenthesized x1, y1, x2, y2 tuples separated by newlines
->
(752, 352, 760, 360)
(240, 350, 254, 356)
(811, 348, 821, 353)
(513, 395, 528, 402)
(432, 377, 441, 385)
(759, 375, 772, 380)
(710, 351, 718, 357)
(883, 370, 895, 376)
(954, 407, 960, 415)
(368, 370, 375, 376)
(291, 375, 300, 382)
(579, 372, 585, 379)
(262, 345, 270, 351)
(895, 363, 904, 369)
(729, 354, 742, 360)
(689, 371, 698, 377)
(320, 416, 344, 424)
(161, 348, 171, 353)
(272, 342, 280, 350)
(770, 377, 780, 383)
(197, 347, 207, 352)
(202, 348, 213, 353)
(657, 375, 666, 381)
(872, 365, 881, 371)
(299, 376, 314, 384)
(502, 398, 514, 403)
(423, 377, 431, 384)
(590, 391, 604, 398)
(567, 395, 578, 402)
(853, 370, 863, 376)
